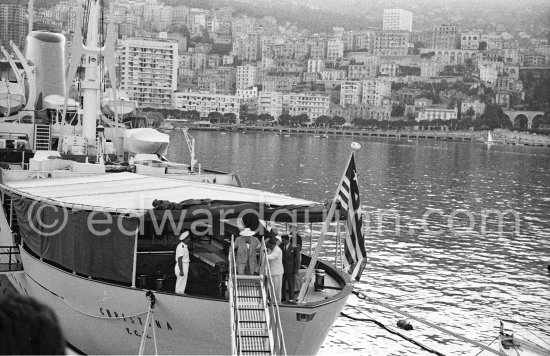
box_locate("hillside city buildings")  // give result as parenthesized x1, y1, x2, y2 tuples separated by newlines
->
(1, 0, 549, 125)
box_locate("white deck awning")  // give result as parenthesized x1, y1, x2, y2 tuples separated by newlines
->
(3, 172, 315, 214)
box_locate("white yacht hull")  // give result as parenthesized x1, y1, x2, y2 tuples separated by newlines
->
(16, 248, 350, 355)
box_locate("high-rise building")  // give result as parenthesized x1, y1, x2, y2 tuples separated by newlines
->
(0, 4, 28, 48)
(236, 65, 257, 89)
(119, 37, 179, 109)
(382, 9, 413, 32)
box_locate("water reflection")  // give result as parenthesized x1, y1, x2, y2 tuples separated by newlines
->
(168, 130, 550, 355)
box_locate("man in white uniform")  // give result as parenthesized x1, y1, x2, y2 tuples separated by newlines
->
(175, 231, 190, 294)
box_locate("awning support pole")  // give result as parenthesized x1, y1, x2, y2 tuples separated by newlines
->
(131, 228, 138, 288)
(296, 202, 337, 303)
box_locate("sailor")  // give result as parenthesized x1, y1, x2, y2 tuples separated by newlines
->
(174, 231, 191, 294)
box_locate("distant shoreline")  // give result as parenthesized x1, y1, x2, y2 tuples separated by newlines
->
(181, 125, 550, 148)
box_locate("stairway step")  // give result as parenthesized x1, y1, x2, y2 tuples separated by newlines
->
(239, 330, 269, 337)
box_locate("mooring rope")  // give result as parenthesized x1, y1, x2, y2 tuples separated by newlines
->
(352, 291, 509, 356)
(340, 307, 446, 356)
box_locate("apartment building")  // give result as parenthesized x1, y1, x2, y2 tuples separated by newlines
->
(340, 81, 363, 108)
(257, 91, 283, 118)
(327, 39, 344, 61)
(283, 92, 330, 120)
(172, 91, 240, 117)
(307, 59, 325, 73)
(417, 106, 458, 121)
(430, 25, 458, 49)
(362, 79, 391, 106)
(383, 9, 413, 32)
(236, 65, 257, 89)
(460, 31, 481, 50)
(236, 87, 258, 101)
(119, 37, 179, 109)
(374, 30, 410, 56)
(348, 64, 378, 80)
(0, 4, 27, 48)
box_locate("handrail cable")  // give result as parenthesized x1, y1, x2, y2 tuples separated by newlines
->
(353, 291, 508, 356)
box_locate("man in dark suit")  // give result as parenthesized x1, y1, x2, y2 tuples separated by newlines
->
(281, 234, 301, 302)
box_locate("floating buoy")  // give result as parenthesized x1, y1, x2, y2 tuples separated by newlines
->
(397, 319, 413, 330)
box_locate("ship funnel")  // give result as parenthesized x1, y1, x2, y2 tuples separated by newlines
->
(25, 31, 66, 109)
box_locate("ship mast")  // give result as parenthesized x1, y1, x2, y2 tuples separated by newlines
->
(28, 0, 34, 33)
(81, 0, 102, 149)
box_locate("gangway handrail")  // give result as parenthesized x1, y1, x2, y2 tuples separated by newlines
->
(259, 241, 287, 356)
(228, 236, 240, 355)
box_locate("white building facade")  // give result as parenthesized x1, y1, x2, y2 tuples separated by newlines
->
(382, 9, 413, 32)
(257, 91, 283, 119)
(283, 93, 330, 121)
(119, 37, 179, 109)
(172, 91, 240, 117)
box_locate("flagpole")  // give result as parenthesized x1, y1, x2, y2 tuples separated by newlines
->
(297, 151, 355, 303)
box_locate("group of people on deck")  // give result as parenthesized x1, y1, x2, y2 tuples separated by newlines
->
(173, 218, 303, 302)
(234, 224, 302, 303)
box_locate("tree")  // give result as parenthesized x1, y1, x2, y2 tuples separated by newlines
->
(315, 115, 331, 127)
(223, 113, 237, 124)
(246, 113, 259, 124)
(258, 113, 274, 124)
(239, 104, 248, 124)
(208, 111, 223, 124)
(391, 104, 405, 117)
(463, 107, 476, 120)
(474, 104, 513, 130)
(332, 116, 346, 126)
(478, 41, 487, 51)
(184, 110, 200, 121)
(291, 114, 309, 126)
(352, 117, 366, 127)
(279, 113, 292, 126)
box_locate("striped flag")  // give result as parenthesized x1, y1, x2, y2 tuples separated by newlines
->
(336, 154, 367, 281)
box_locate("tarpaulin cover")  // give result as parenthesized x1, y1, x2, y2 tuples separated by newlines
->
(13, 196, 138, 284)
(147, 199, 347, 223)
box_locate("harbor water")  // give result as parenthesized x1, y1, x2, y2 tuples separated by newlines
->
(167, 130, 550, 355)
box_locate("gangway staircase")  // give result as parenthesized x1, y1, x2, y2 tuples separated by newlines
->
(34, 124, 51, 151)
(228, 240, 286, 356)
(0, 246, 23, 274)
